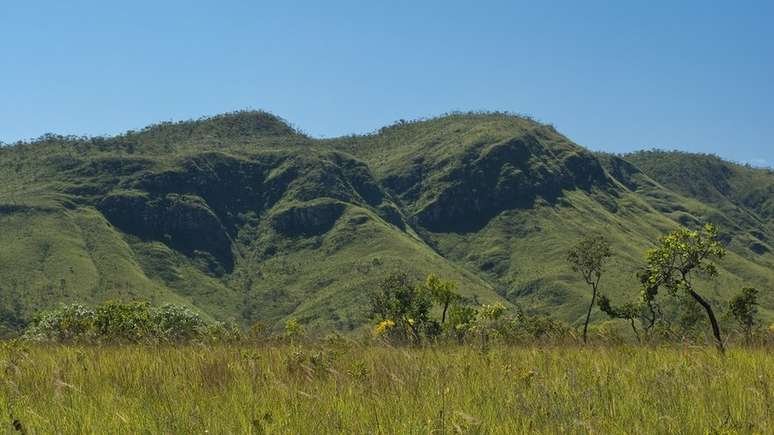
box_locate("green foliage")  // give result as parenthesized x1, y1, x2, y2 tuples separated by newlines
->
(642, 223, 728, 350)
(284, 319, 305, 342)
(369, 272, 434, 343)
(94, 301, 154, 342)
(567, 235, 613, 286)
(597, 295, 638, 320)
(464, 303, 571, 346)
(422, 273, 462, 324)
(248, 321, 268, 339)
(1, 111, 774, 333)
(368, 272, 574, 345)
(677, 296, 706, 336)
(469, 302, 510, 345)
(153, 303, 215, 342)
(26, 304, 96, 342)
(567, 235, 612, 343)
(22, 301, 226, 343)
(643, 224, 727, 294)
(728, 287, 759, 342)
(446, 303, 478, 342)
(597, 294, 643, 341)
(512, 309, 571, 340)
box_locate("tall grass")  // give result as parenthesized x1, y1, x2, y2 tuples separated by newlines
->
(1, 343, 772, 433)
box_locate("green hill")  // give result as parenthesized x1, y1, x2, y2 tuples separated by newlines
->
(1, 111, 772, 332)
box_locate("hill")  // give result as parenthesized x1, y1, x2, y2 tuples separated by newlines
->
(1, 111, 772, 332)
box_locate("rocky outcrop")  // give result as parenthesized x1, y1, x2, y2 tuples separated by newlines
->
(405, 135, 608, 232)
(98, 191, 234, 271)
(270, 200, 346, 236)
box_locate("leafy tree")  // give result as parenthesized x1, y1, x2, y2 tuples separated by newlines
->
(470, 302, 509, 347)
(567, 235, 612, 344)
(446, 303, 477, 343)
(727, 287, 759, 344)
(637, 269, 667, 336)
(370, 272, 432, 343)
(641, 224, 727, 352)
(597, 295, 642, 342)
(423, 274, 462, 324)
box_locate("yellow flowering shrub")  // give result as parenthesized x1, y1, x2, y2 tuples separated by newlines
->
(373, 319, 396, 337)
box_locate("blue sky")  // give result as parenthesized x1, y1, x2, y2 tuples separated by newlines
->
(1, 1, 772, 166)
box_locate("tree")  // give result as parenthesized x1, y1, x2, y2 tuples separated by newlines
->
(423, 274, 462, 324)
(446, 303, 477, 344)
(637, 269, 667, 337)
(567, 235, 612, 344)
(470, 302, 509, 347)
(597, 295, 641, 342)
(369, 272, 433, 343)
(728, 287, 759, 344)
(641, 224, 727, 352)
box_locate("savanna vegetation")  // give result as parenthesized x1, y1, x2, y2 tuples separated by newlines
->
(2, 221, 773, 433)
(1, 112, 773, 432)
(2, 343, 773, 434)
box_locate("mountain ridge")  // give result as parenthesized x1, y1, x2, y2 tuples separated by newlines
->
(1, 111, 772, 332)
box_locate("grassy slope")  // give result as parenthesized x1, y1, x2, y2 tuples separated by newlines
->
(336, 115, 774, 325)
(622, 150, 774, 318)
(0, 112, 504, 331)
(1, 111, 772, 331)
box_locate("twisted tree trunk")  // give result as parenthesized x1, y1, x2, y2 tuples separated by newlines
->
(583, 285, 598, 345)
(689, 289, 724, 353)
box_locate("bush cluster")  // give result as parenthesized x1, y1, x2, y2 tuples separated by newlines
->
(23, 301, 241, 343)
(370, 273, 572, 346)
(368, 270, 774, 348)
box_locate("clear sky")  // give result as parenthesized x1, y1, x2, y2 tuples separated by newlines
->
(1, 1, 772, 166)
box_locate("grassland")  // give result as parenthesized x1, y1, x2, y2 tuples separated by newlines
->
(1, 342, 772, 434)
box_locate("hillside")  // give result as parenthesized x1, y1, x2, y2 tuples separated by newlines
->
(1, 111, 772, 332)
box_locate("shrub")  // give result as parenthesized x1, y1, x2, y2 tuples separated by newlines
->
(284, 319, 305, 342)
(248, 321, 268, 340)
(205, 321, 244, 342)
(727, 287, 759, 344)
(512, 309, 571, 341)
(22, 301, 232, 343)
(470, 302, 510, 346)
(423, 274, 462, 324)
(152, 304, 210, 342)
(446, 304, 477, 343)
(369, 272, 433, 343)
(24, 304, 95, 342)
(94, 301, 154, 342)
